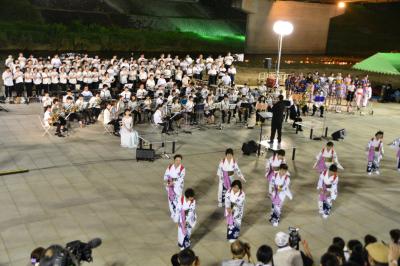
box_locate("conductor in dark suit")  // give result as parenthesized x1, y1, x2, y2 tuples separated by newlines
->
(270, 95, 286, 144)
(289, 100, 303, 131)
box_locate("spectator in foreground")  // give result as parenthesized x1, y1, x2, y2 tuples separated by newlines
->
(365, 242, 389, 266)
(273, 232, 303, 266)
(321, 252, 340, 266)
(222, 240, 254, 266)
(333, 237, 349, 261)
(171, 248, 199, 266)
(255, 245, 273, 266)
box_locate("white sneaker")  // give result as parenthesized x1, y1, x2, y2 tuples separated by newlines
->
(397, 169, 400, 172)
(218, 203, 223, 208)
(375, 171, 380, 175)
(368, 172, 372, 176)
(322, 214, 328, 219)
(272, 222, 279, 227)
(229, 239, 236, 243)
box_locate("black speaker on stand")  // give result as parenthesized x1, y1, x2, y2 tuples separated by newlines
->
(331, 129, 346, 141)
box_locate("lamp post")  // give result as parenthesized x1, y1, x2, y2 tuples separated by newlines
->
(273, 20, 293, 90)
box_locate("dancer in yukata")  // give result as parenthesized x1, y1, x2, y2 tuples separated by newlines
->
(265, 149, 286, 182)
(174, 188, 197, 250)
(225, 180, 246, 243)
(164, 154, 186, 220)
(313, 141, 343, 173)
(367, 131, 384, 175)
(317, 164, 339, 219)
(217, 148, 246, 207)
(268, 164, 293, 227)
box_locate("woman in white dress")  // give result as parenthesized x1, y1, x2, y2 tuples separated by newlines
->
(120, 109, 139, 148)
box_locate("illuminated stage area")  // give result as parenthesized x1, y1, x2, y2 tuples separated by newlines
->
(0, 102, 399, 265)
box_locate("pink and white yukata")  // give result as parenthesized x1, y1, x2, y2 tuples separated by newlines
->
(314, 148, 343, 173)
(174, 195, 197, 250)
(268, 172, 292, 226)
(317, 169, 338, 218)
(217, 158, 244, 206)
(367, 137, 384, 174)
(164, 163, 185, 220)
(265, 154, 286, 182)
(225, 188, 245, 242)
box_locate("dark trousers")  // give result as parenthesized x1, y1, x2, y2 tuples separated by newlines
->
(15, 83, 24, 97)
(270, 121, 283, 143)
(312, 105, 324, 117)
(132, 110, 141, 124)
(221, 110, 231, 123)
(34, 84, 42, 96)
(5, 85, 13, 97)
(292, 117, 302, 130)
(54, 117, 66, 133)
(239, 108, 249, 122)
(108, 119, 120, 133)
(91, 108, 101, 121)
(208, 75, 217, 85)
(25, 82, 33, 97)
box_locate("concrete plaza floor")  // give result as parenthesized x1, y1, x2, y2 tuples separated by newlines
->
(0, 102, 399, 266)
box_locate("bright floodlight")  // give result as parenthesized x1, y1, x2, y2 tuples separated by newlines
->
(338, 1, 346, 8)
(273, 21, 294, 36)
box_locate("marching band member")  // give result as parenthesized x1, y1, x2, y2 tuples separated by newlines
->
(164, 154, 186, 220)
(154, 104, 173, 134)
(317, 164, 339, 218)
(49, 99, 67, 137)
(88, 93, 101, 122)
(173, 188, 196, 250)
(185, 96, 196, 125)
(367, 131, 384, 175)
(13, 66, 24, 97)
(128, 95, 142, 124)
(100, 84, 112, 101)
(103, 102, 120, 136)
(75, 95, 90, 125)
(44, 105, 65, 137)
(225, 180, 245, 243)
(24, 68, 33, 98)
(265, 150, 286, 182)
(68, 68, 77, 91)
(313, 142, 343, 173)
(346, 80, 355, 112)
(217, 148, 246, 207)
(42, 68, 51, 94)
(120, 86, 131, 102)
(33, 68, 42, 96)
(221, 95, 231, 124)
(64, 96, 83, 128)
(268, 164, 292, 227)
(204, 95, 215, 124)
(42, 92, 52, 112)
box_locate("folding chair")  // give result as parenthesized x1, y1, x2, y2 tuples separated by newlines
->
(103, 122, 114, 135)
(39, 115, 52, 137)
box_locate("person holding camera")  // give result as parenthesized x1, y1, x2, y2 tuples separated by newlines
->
(222, 240, 254, 266)
(274, 232, 303, 266)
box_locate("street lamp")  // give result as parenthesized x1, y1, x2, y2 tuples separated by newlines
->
(273, 20, 293, 90)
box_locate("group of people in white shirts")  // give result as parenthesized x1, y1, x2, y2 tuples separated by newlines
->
(2, 52, 238, 102)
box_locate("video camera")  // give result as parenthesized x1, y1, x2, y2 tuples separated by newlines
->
(38, 238, 102, 266)
(288, 227, 301, 250)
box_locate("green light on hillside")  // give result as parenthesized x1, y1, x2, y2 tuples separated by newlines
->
(169, 18, 245, 42)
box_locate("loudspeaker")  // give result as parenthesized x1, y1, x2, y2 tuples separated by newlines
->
(136, 148, 155, 161)
(242, 140, 258, 155)
(331, 129, 346, 141)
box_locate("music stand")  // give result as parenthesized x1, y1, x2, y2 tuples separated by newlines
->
(257, 112, 273, 156)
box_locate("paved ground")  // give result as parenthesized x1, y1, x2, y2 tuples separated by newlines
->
(0, 102, 399, 266)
